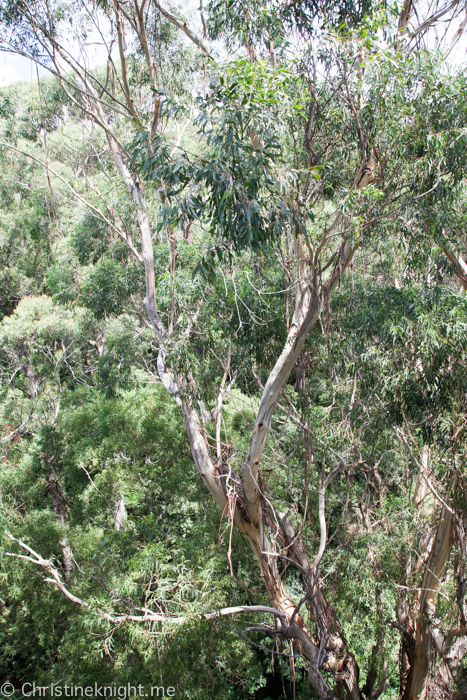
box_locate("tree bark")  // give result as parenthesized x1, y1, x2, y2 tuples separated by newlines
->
(400, 503, 453, 700)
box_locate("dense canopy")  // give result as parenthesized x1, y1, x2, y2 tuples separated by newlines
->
(0, 1, 467, 699)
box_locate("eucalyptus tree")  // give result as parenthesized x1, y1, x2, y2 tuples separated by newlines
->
(1, 0, 467, 698)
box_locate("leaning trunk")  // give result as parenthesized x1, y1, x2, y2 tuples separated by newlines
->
(400, 503, 453, 700)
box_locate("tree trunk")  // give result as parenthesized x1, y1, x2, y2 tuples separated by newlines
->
(51, 489, 73, 580)
(113, 494, 127, 531)
(400, 503, 453, 700)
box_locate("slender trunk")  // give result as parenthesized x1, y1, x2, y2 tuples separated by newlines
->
(23, 361, 39, 398)
(399, 0, 413, 30)
(400, 503, 453, 700)
(113, 494, 127, 531)
(243, 240, 354, 525)
(51, 490, 73, 579)
(443, 247, 467, 290)
(57, 514, 73, 580)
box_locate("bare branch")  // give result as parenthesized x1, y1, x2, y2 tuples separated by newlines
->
(0, 138, 144, 264)
(5, 531, 291, 625)
(152, 0, 211, 56)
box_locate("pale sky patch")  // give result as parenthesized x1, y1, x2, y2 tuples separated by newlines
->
(0, 54, 46, 86)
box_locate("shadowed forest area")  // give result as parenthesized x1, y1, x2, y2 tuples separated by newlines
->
(1, 0, 467, 698)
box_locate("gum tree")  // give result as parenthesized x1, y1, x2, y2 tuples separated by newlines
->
(1, 0, 467, 697)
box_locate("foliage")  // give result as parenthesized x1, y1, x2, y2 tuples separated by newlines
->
(1, 1, 467, 699)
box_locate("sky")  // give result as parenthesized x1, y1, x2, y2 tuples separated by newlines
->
(0, 1, 465, 87)
(0, 41, 116, 86)
(0, 0, 201, 87)
(0, 53, 46, 86)
(0, 18, 113, 87)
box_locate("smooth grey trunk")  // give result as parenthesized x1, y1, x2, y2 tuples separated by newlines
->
(113, 494, 128, 532)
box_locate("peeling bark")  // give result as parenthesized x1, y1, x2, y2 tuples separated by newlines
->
(400, 502, 453, 700)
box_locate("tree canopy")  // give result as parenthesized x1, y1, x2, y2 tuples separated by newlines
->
(1, 1, 467, 699)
